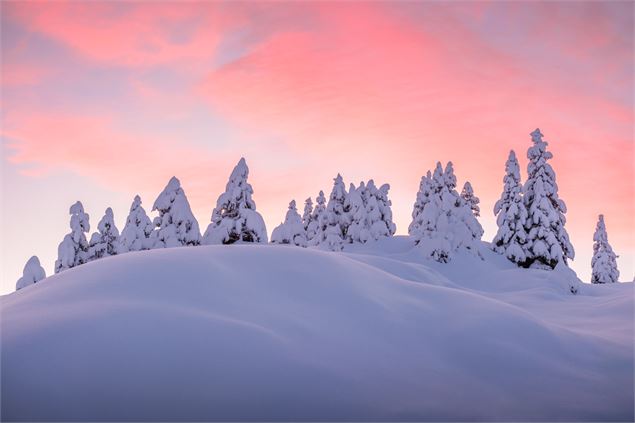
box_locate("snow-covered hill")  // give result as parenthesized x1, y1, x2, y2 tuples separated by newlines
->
(2, 237, 633, 421)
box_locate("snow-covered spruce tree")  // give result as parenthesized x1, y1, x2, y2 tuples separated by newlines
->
(271, 200, 307, 247)
(87, 207, 120, 261)
(55, 201, 90, 273)
(408, 170, 434, 236)
(203, 158, 267, 244)
(151, 176, 201, 248)
(347, 180, 396, 243)
(591, 214, 619, 284)
(410, 162, 483, 262)
(368, 180, 397, 240)
(119, 195, 153, 253)
(321, 174, 350, 251)
(302, 197, 313, 231)
(307, 191, 327, 246)
(461, 181, 480, 217)
(16, 256, 46, 290)
(492, 150, 528, 265)
(523, 128, 574, 269)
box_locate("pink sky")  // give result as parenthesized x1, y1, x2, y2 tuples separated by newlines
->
(1, 1, 633, 292)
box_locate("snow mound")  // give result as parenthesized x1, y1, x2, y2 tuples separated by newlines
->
(2, 238, 633, 421)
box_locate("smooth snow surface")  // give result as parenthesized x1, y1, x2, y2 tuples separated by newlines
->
(2, 237, 632, 421)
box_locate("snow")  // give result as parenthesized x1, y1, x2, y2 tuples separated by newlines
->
(119, 195, 153, 253)
(151, 176, 201, 248)
(2, 237, 632, 421)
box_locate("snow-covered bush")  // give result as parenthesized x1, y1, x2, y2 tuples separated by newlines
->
(119, 195, 153, 253)
(271, 200, 307, 247)
(151, 176, 201, 248)
(347, 180, 396, 243)
(460, 181, 480, 217)
(55, 201, 90, 273)
(410, 162, 483, 262)
(16, 256, 46, 290)
(307, 191, 327, 246)
(203, 158, 267, 244)
(87, 208, 120, 261)
(523, 129, 574, 269)
(492, 150, 528, 265)
(591, 214, 619, 284)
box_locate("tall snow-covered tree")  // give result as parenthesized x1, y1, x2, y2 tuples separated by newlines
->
(461, 181, 480, 217)
(410, 162, 483, 262)
(320, 174, 349, 251)
(152, 176, 201, 248)
(307, 191, 327, 246)
(119, 195, 153, 253)
(492, 150, 528, 265)
(523, 128, 574, 269)
(16, 256, 46, 291)
(302, 197, 313, 231)
(87, 208, 120, 261)
(55, 201, 90, 273)
(347, 180, 396, 243)
(591, 214, 619, 284)
(271, 200, 307, 247)
(203, 158, 267, 244)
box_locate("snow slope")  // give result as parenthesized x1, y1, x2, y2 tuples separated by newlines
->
(2, 237, 633, 421)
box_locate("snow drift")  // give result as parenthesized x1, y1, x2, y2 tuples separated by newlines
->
(2, 238, 633, 421)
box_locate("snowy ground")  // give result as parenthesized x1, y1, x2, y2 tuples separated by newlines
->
(2, 237, 633, 421)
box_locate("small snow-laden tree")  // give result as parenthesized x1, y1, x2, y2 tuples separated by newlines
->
(523, 128, 574, 269)
(591, 214, 620, 284)
(271, 200, 307, 247)
(302, 197, 313, 231)
(321, 174, 349, 251)
(55, 201, 90, 273)
(152, 176, 201, 248)
(119, 195, 153, 253)
(492, 150, 528, 265)
(16, 256, 46, 291)
(409, 170, 435, 236)
(307, 191, 327, 246)
(348, 180, 396, 243)
(461, 181, 480, 217)
(367, 180, 397, 240)
(345, 182, 367, 243)
(411, 162, 483, 262)
(87, 207, 120, 261)
(203, 158, 268, 244)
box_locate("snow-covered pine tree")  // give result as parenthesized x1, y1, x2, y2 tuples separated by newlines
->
(408, 170, 434, 236)
(492, 150, 528, 265)
(16, 256, 46, 290)
(523, 128, 574, 269)
(367, 180, 397, 240)
(591, 214, 619, 284)
(119, 195, 153, 253)
(271, 200, 307, 247)
(203, 158, 267, 244)
(345, 182, 367, 243)
(87, 208, 120, 261)
(55, 201, 90, 273)
(348, 180, 396, 243)
(307, 191, 327, 246)
(321, 174, 349, 251)
(411, 162, 483, 262)
(151, 176, 201, 248)
(461, 181, 480, 217)
(302, 197, 313, 231)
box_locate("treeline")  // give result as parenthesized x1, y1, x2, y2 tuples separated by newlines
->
(15, 129, 620, 290)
